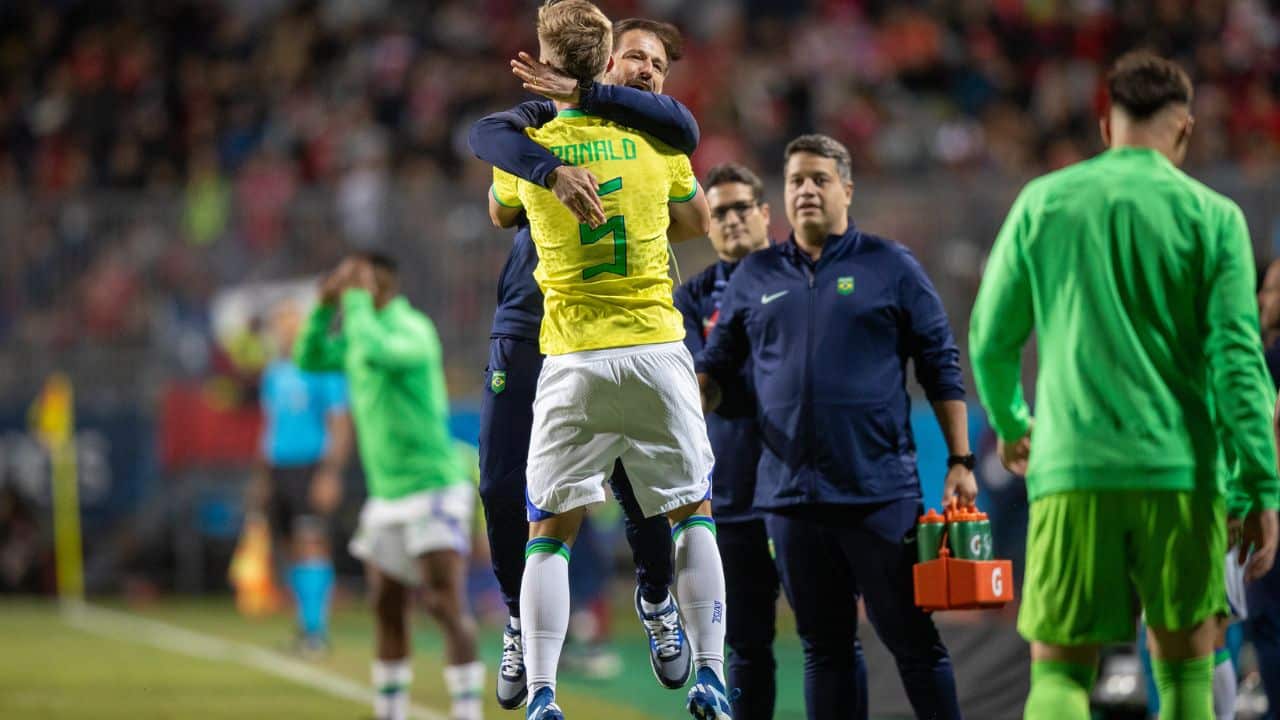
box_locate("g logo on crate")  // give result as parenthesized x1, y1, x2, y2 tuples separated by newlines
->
(991, 567, 1004, 597)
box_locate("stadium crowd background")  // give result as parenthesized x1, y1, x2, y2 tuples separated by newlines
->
(5, 0, 1280, 390)
(2, 0, 1280, 603)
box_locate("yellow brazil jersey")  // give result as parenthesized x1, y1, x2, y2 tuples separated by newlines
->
(491, 109, 698, 356)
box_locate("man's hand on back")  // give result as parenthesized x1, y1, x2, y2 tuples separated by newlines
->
(548, 165, 606, 228)
(1242, 507, 1279, 581)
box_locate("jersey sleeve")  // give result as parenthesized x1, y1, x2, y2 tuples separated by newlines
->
(294, 305, 346, 373)
(468, 101, 562, 187)
(491, 168, 524, 209)
(969, 182, 1037, 442)
(667, 153, 698, 203)
(1204, 202, 1280, 511)
(341, 291, 437, 370)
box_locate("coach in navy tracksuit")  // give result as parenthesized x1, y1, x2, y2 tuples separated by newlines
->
(697, 134, 978, 720)
(468, 49, 699, 706)
(681, 162, 869, 720)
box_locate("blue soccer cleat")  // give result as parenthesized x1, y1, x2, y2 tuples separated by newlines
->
(635, 587, 692, 689)
(526, 687, 564, 720)
(496, 623, 528, 709)
(686, 667, 733, 720)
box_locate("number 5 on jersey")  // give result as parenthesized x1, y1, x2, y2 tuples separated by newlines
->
(580, 176, 627, 280)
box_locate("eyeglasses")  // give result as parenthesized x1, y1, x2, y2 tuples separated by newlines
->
(710, 201, 758, 222)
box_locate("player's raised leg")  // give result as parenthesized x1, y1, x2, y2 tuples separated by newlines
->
(608, 463, 690, 689)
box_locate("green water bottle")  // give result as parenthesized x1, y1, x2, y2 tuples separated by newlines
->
(973, 511, 994, 560)
(948, 508, 980, 560)
(917, 509, 946, 563)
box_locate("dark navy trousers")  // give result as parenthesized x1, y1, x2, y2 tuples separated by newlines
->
(717, 518, 780, 720)
(765, 498, 961, 720)
(478, 336, 673, 616)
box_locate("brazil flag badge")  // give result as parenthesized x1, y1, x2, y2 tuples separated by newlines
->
(837, 276, 855, 295)
(491, 370, 507, 394)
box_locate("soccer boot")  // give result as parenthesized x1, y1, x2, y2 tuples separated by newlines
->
(525, 687, 564, 720)
(496, 623, 528, 709)
(686, 666, 734, 720)
(634, 587, 692, 689)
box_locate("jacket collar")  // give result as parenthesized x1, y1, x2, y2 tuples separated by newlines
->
(782, 220, 859, 267)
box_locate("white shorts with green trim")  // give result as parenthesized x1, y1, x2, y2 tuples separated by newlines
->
(348, 484, 473, 586)
(525, 341, 714, 520)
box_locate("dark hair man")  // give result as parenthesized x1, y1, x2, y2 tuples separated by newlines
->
(970, 51, 1280, 720)
(698, 134, 973, 720)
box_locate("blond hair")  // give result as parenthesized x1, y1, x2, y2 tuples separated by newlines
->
(537, 0, 613, 84)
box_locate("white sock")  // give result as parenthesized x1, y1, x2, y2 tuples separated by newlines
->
(444, 661, 485, 720)
(372, 659, 412, 720)
(673, 515, 726, 681)
(509, 615, 521, 632)
(640, 596, 668, 615)
(520, 538, 571, 695)
(1213, 651, 1236, 720)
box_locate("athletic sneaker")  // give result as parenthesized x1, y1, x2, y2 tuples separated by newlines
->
(497, 623, 528, 709)
(686, 667, 733, 720)
(634, 587, 692, 689)
(526, 687, 564, 720)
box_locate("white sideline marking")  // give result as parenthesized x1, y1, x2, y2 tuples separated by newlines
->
(62, 602, 447, 720)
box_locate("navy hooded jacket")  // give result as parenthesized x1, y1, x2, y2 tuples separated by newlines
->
(696, 224, 964, 508)
(675, 259, 762, 522)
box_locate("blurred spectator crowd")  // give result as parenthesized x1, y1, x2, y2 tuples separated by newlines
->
(1, 0, 1279, 393)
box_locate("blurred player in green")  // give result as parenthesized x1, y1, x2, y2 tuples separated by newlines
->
(295, 253, 483, 720)
(970, 52, 1280, 720)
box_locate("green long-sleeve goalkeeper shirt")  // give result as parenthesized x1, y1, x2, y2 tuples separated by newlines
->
(969, 146, 1279, 512)
(294, 289, 462, 499)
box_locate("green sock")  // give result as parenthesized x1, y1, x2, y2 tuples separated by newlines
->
(1024, 660, 1095, 720)
(1152, 655, 1214, 720)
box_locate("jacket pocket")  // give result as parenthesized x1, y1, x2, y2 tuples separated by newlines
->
(812, 401, 907, 498)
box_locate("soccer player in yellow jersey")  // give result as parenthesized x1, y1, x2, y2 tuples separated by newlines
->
(486, 3, 728, 719)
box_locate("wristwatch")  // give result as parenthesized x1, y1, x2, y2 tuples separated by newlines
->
(946, 453, 976, 470)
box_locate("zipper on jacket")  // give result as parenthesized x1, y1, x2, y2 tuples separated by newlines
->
(803, 266, 816, 501)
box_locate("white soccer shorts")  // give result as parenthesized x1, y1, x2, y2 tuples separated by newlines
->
(1224, 548, 1249, 620)
(348, 483, 474, 586)
(525, 340, 715, 520)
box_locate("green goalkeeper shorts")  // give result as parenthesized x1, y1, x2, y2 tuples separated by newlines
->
(1018, 489, 1227, 646)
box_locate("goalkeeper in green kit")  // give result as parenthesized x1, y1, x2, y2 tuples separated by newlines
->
(969, 52, 1280, 720)
(295, 253, 484, 720)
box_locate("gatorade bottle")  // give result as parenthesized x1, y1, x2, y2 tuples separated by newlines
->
(917, 509, 946, 563)
(948, 506, 980, 560)
(973, 510, 994, 560)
